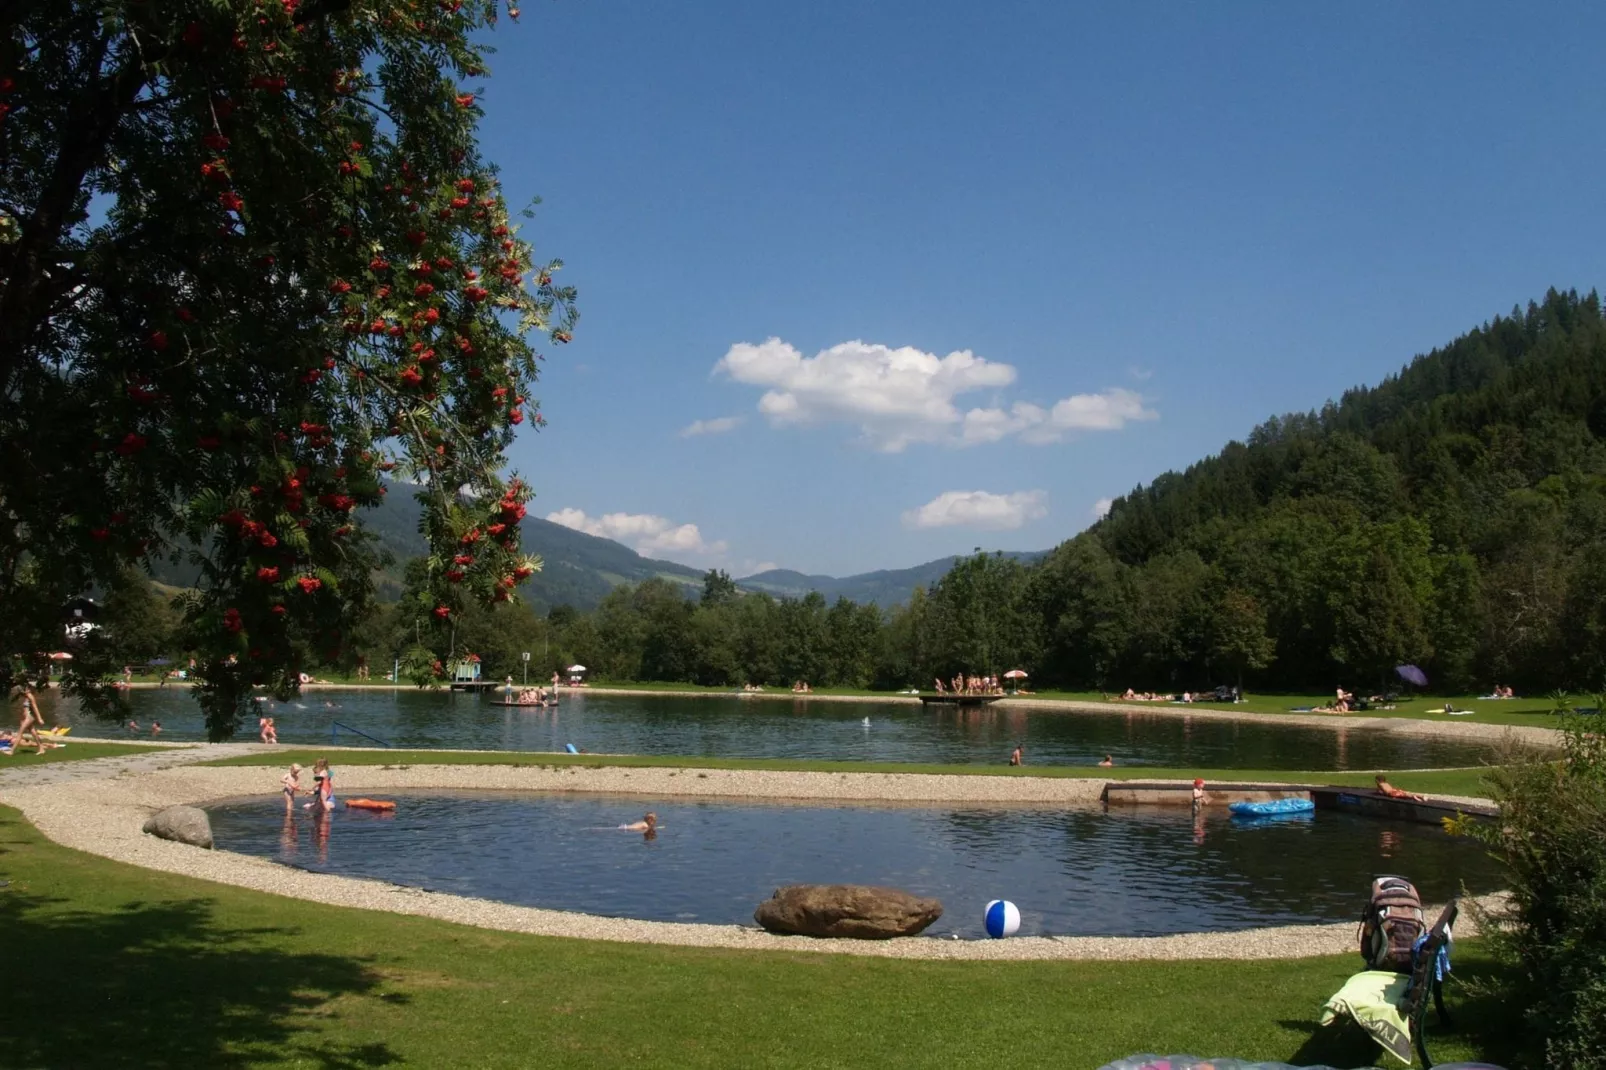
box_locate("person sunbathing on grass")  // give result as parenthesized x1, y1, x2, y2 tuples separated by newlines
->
(1374, 776, 1426, 802)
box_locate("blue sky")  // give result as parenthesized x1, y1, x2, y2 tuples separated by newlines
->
(474, 1, 1606, 577)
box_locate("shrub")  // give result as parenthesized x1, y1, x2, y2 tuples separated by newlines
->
(1454, 698, 1606, 1068)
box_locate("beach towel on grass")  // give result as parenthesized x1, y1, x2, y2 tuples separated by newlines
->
(1318, 970, 1412, 1065)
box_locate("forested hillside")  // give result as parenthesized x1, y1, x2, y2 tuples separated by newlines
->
(1034, 288, 1606, 693)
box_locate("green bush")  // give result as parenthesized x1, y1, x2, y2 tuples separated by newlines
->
(1457, 699, 1606, 1068)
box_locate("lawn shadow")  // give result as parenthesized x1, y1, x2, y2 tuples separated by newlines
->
(0, 889, 402, 1068)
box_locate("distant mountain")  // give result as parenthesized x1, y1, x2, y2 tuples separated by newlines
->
(150, 482, 1046, 612)
(738, 551, 1049, 607)
(363, 488, 705, 609)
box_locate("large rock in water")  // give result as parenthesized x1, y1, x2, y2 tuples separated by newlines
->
(142, 806, 214, 849)
(754, 884, 942, 939)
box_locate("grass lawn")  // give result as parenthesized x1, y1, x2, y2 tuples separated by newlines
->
(200, 748, 1498, 799)
(0, 742, 173, 767)
(0, 803, 1520, 1069)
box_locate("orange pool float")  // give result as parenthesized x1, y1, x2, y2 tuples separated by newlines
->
(345, 798, 396, 812)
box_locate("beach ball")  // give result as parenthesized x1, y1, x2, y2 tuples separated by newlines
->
(984, 899, 1020, 938)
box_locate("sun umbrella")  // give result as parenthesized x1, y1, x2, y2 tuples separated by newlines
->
(1395, 664, 1428, 688)
(48, 652, 73, 660)
(566, 665, 586, 673)
(1003, 669, 1028, 679)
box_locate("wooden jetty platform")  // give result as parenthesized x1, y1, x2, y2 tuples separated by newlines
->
(448, 680, 504, 692)
(1101, 781, 1495, 824)
(486, 699, 558, 709)
(918, 693, 1004, 709)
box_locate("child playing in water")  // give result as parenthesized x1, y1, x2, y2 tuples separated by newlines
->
(1192, 778, 1206, 811)
(281, 763, 302, 813)
(259, 717, 277, 744)
(309, 758, 335, 811)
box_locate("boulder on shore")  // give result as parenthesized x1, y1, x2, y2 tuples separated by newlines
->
(142, 805, 214, 849)
(754, 884, 942, 939)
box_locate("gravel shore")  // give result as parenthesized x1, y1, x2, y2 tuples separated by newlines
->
(0, 745, 1496, 961)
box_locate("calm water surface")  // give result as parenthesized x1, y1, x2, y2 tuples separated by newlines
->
(41, 688, 1494, 769)
(208, 792, 1504, 937)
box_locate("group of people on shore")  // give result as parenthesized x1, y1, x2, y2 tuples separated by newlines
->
(935, 674, 1004, 695)
(502, 677, 556, 706)
(1116, 687, 1242, 704)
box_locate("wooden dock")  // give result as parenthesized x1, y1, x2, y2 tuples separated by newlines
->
(918, 693, 1004, 708)
(1101, 781, 1495, 825)
(448, 680, 503, 692)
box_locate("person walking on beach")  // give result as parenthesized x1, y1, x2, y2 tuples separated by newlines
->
(1009, 745, 1023, 766)
(13, 684, 49, 753)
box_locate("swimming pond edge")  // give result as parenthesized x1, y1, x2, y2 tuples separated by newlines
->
(0, 747, 1502, 962)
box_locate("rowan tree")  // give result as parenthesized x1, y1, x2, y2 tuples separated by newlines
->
(1, 0, 576, 738)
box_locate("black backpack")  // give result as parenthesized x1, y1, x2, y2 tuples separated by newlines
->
(1359, 875, 1426, 972)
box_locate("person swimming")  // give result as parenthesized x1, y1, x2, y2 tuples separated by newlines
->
(618, 812, 658, 833)
(1098, 754, 1114, 767)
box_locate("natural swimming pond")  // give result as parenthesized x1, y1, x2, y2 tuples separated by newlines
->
(208, 792, 1504, 937)
(47, 689, 1494, 770)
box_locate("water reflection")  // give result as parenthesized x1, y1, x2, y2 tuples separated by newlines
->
(42, 689, 1497, 771)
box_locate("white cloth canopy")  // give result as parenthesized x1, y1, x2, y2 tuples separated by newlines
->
(566, 665, 586, 673)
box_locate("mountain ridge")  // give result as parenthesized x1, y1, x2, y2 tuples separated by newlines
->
(361, 490, 1045, 611)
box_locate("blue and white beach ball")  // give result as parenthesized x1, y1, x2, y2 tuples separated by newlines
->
(984, 899, 1021, 938)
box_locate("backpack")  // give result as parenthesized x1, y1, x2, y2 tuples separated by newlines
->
(1359, 876, 1425, 972)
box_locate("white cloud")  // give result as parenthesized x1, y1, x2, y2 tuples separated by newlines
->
(546, 508, 728, 560)
(679, 415, 744, 438)
(715, 338, 1015, 452)
(1092, 497, 1113, 520)
(715, 337, 1156, 450)
(965, 388, 1158, 446)
(902, 490, 1049, 531)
